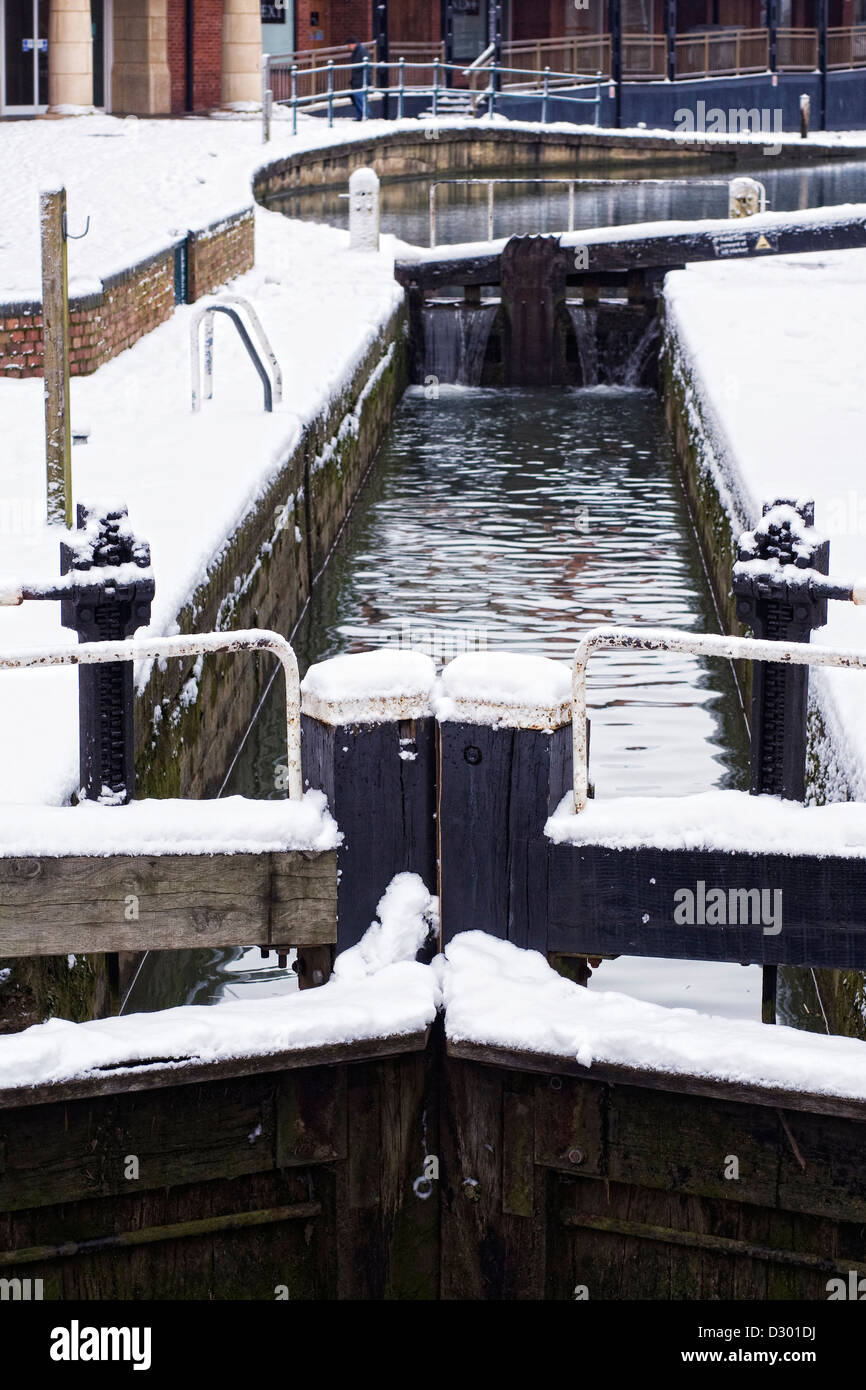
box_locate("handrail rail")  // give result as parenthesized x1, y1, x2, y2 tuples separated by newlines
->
(462, 42, 496, 74)
(190, 297, 281, 414)
(572, 625, 866, 814)
(265, 57, 602, 136)
(0, 629, 303, 801)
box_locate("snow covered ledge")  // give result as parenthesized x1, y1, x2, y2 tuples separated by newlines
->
(301, 649, 436, 726)
(435, 652, 572, 731)
(546, 788, 866, 859)
(438, 932, 866, 1109)
(0, 874, 438, 1097)
(0, 791, 339, 859)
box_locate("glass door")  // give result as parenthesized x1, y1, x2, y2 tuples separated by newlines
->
(2, 0, 48, 113)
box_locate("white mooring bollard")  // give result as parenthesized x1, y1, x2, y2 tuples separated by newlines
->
(729, 176, 767, 219)
(348, 167, 381, 252)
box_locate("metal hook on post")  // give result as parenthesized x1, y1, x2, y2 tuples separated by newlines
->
(62, 212, 91, 241)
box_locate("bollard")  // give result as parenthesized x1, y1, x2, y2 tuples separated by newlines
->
(733, 499, 829, 1022)
(729, 177, 767, 218)
(348, 167, 381, 252)
(60, 505, 155, 804)
(436, 653, 572, 949)
(800, 93, 810, 139)
(301, 649, 437, 952)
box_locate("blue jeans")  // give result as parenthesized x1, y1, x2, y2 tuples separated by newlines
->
(351, 92, 364, 120)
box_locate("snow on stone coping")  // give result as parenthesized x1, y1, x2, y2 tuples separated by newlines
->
(300, 649, 436, 725)
(663, 245, 866, 797)
(439, 932, 866, 1102)
(435, 652, 572, 730)
(0, 873, 438, 1091)
(546, 788, 866, 858)
(0, 790, 339, 858)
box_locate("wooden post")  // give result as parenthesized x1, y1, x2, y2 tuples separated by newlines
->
(301, 651, 437, 953)
(437, 655, 572, 950)
(40, 187, 73, 529)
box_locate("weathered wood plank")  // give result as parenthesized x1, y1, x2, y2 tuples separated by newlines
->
(0, 849, 337, 956)
(0, 1077, 278, 1213)
(547, 842, 866, 969)
(395, 212, 866, 290)
(446, 1039, 866, 1122)
(0, 1029, 430, 1111)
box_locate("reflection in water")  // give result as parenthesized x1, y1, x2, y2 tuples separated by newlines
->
(272, 159, 866, 247)
(130, 388, 757, 1017)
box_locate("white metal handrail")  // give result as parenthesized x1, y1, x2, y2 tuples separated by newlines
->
(0, 629, 302, 801)
(190, 296, 282, 414)
(572, 625, 866, 814)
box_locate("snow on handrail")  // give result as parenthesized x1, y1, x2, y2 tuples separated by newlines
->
(0, 629, 303, 801)
(572, 625, 866, 814)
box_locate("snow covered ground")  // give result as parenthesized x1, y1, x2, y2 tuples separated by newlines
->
(2, 112, 866, 1045)
(0, 123, 405, 806)
(664, 246, 866, 798)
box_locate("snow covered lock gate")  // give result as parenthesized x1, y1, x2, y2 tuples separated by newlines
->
(395, 206, 866, 389)
(4, 508, 866, 1296)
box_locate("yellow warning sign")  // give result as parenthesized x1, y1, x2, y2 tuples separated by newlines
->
(754, 234, 772, 250)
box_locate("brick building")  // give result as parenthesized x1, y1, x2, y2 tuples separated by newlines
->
(0, 0, 263, 115)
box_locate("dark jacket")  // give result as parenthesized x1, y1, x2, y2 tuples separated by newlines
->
(350, 44, 367, 90)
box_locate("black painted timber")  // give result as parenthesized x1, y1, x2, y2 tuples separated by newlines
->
(394, 208, 866, 290)
(301, 714, 437, 951)
(439, 723, 571, 948)
(547, 842, 866, 968)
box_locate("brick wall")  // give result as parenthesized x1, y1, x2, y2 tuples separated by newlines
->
(0, 306, 43, 376)
(0, 210, 255, 379)
(187, 209, 256, 301)
(168, 0, 187, 114)
(296, 0, 373, 49)
(167, 0, 224, 114)
(194, 0, 224, 112)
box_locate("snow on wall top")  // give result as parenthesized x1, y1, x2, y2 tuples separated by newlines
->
(438, 931, 866, 1102)
(0, 872, 438, 1091)
(546, 788, 866, 858)
(663, 246, 866, 797)
(301, 649, 436, 725)
(0, 790, 340, 858)
(435, 652, 572, 730)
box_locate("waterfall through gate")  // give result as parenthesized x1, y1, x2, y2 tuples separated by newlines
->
(421, 304, 499, 386)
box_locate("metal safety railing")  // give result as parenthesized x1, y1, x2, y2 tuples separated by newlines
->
(571, 623, 866, 814)
(0, 629, 303, 802)
(190, 296, 282, 415)
(262, 55, 602, 139)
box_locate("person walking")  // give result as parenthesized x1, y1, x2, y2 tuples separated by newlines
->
(348, 37, 367, 120)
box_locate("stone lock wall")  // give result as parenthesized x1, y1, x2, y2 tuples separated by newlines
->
(0, 208, 254, 379)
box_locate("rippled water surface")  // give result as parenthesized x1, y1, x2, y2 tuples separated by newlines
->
(274, 159, 866, 246)
(130, 388, 759, 1017)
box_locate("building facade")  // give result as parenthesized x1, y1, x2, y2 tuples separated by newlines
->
(3, 0, 865, 116)
(0, 0, 263, 115)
